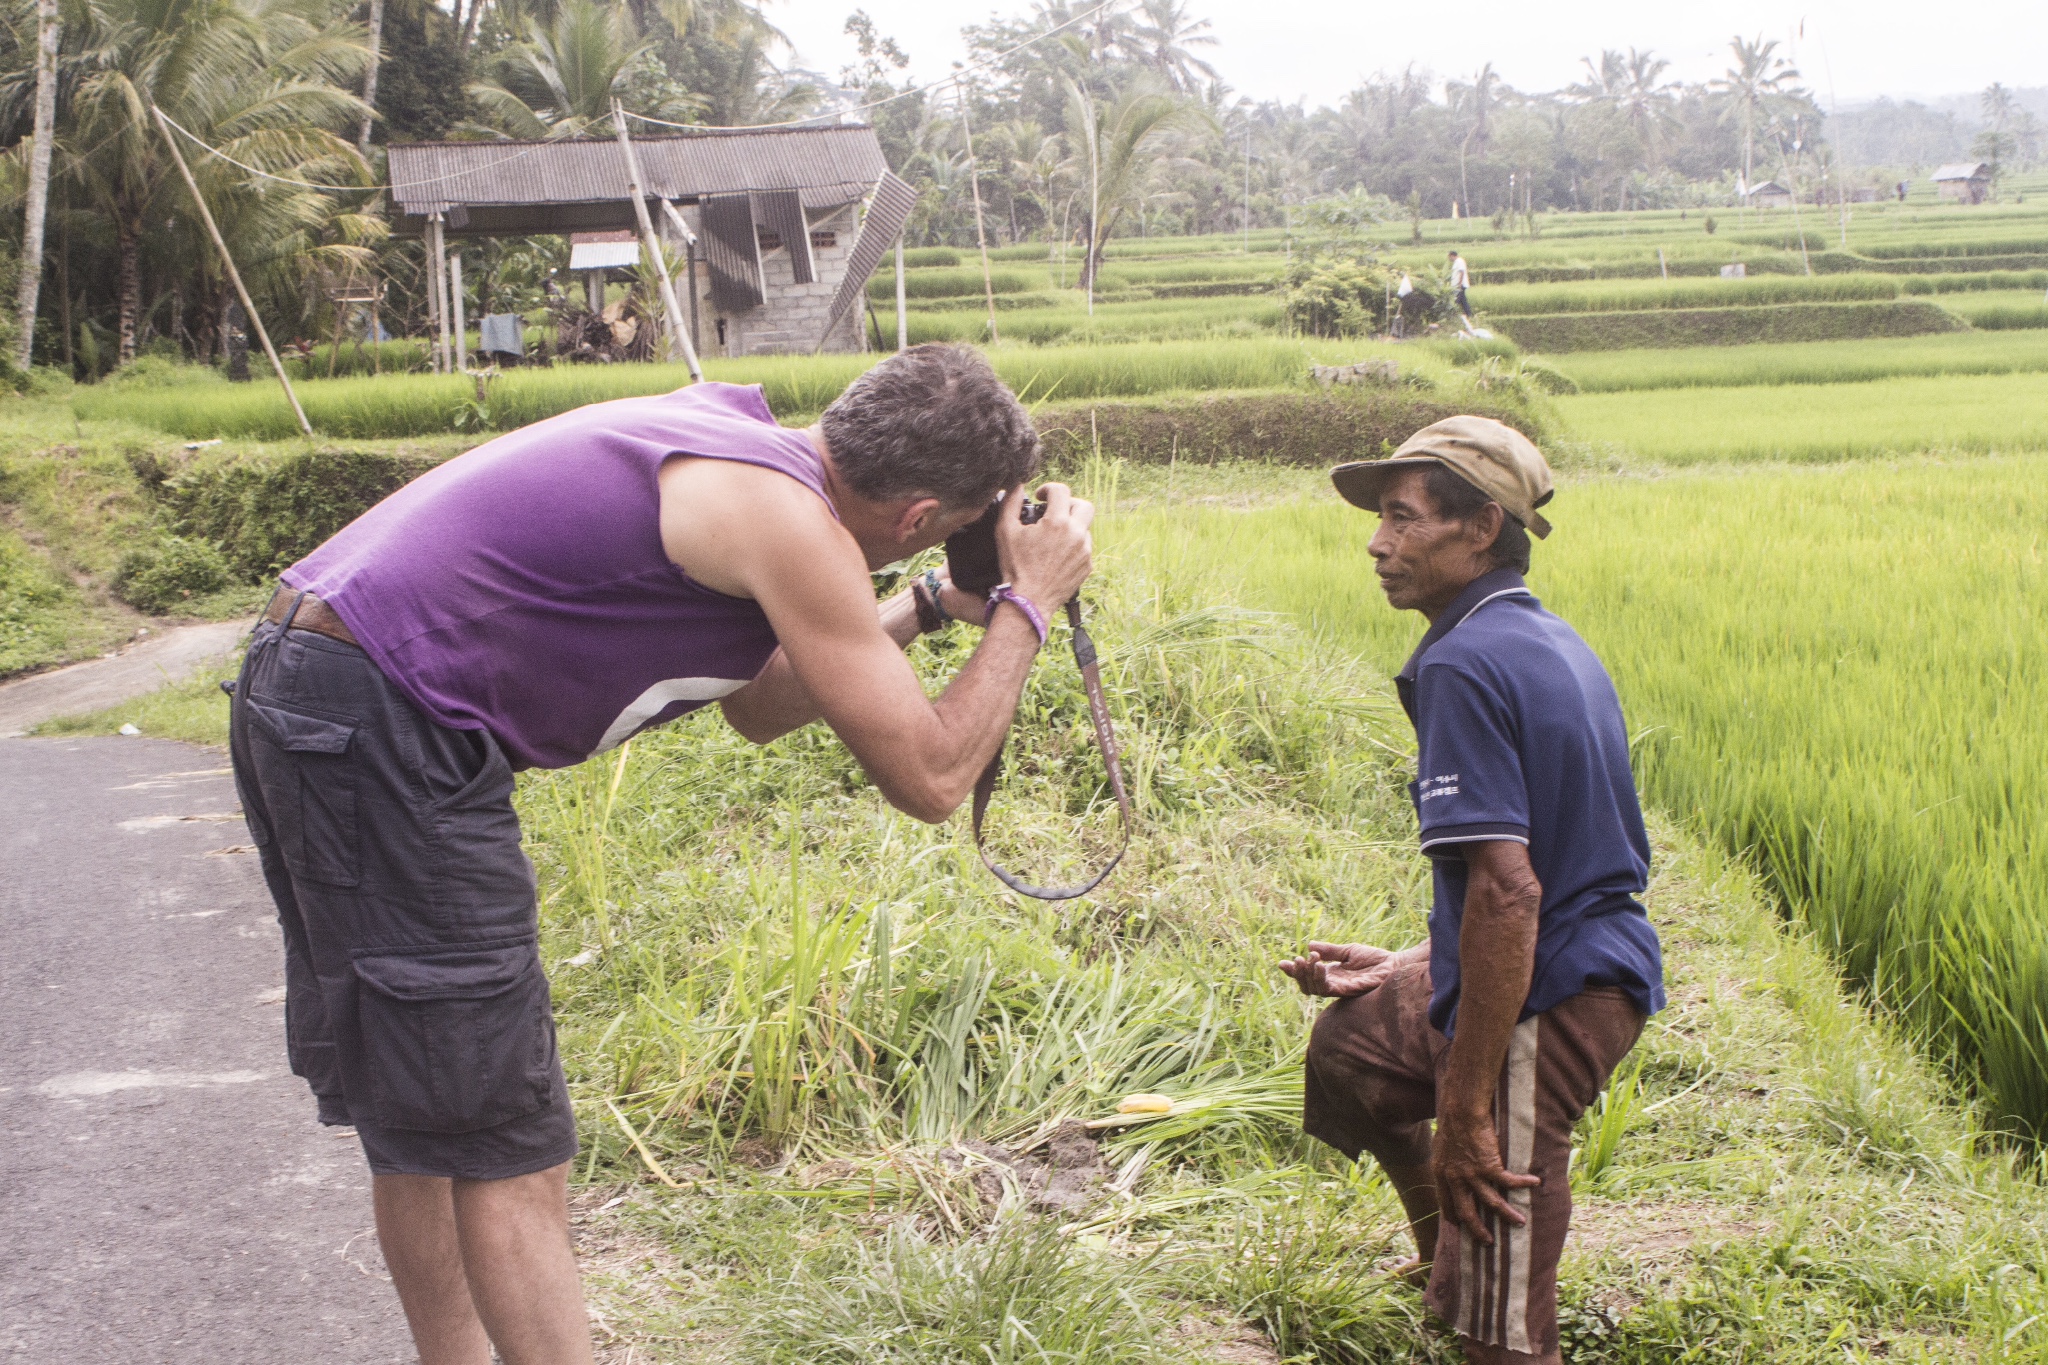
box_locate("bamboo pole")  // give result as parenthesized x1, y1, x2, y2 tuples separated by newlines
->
(611, 101, 701, 381)
(151, 104, 312, 436)
(957, 84, 999, 343)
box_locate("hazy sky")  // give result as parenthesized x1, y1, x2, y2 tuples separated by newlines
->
(778, 0, 2047, 112)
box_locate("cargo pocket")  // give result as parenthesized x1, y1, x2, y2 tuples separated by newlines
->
(353, 941, 555, 1134)
(244, 698, 359, 887)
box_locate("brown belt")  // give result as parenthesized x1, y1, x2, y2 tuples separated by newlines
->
(263, 587, 359, 647)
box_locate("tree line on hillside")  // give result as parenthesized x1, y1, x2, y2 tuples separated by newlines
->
(0, 0, 2036, 378)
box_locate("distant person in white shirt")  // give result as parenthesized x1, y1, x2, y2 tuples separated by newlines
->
(1448, 252, 1472, 320)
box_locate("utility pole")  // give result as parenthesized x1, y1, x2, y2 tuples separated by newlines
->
(1242, 117, 1251, 255)
(152, 104, 312, 436)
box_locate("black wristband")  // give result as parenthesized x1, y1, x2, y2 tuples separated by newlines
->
(911, 577, 947, 635)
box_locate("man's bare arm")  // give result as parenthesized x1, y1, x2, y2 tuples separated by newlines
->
(668, 461, 1091, 823)
(1433, 839, 1543, 1243)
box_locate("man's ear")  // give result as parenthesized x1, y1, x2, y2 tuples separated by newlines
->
(1469, 502, 1505, 557)
(891, 495, 946, 544)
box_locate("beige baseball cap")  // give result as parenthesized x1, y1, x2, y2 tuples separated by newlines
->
(1329, 415, 1555, 538)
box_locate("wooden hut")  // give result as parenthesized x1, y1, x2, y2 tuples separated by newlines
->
(1932, 163, 1992, 205)
(387, 126, 916, 362)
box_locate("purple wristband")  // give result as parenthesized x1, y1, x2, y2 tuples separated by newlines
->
(986, 584, 1048, 647)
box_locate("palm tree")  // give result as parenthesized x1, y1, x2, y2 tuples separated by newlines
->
(355, 0, 382, 153)
(470, 0, 651, 136)
(1448, 63, 1499, 215)
(1061, 75, 1209, 289)
(1129, 0, 1217, 94)
(14, 0, 59, 367)
(1617, 48, 1673, 165)
(1712, 34, 1799, 195)
(64, 0, 371, 364)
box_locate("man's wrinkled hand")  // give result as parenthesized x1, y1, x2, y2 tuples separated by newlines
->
(1431, 1109, 1540, 1245)
(1276, 942, 1399, 997)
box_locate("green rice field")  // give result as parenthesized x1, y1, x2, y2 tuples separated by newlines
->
(1557, 371, 2048, 462)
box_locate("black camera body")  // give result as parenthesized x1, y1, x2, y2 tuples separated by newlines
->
(944, 493, 1046, 597)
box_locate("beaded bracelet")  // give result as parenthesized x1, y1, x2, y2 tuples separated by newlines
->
(986, 583, 1049, 647)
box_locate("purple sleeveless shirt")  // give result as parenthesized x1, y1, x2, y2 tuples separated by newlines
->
(282, 383, 834, 770)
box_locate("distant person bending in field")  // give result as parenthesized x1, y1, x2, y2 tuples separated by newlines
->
(228, 344, 1092, 1365)
(1448, 250, 1473, 321)
(1280, 417, 1665, 1365)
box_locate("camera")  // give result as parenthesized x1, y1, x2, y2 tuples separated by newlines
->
(944, 492, 1046, 596)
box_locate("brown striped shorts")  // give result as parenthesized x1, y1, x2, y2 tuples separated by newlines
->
(1303, 961, 1643, 1358)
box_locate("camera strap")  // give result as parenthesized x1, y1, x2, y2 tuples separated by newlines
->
(969, 597, 1132, 901)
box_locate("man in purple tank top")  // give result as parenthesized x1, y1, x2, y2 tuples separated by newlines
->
(227, 344, 1090, 1364)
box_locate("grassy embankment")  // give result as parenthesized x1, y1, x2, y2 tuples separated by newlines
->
(46, 466, 2048, 1362)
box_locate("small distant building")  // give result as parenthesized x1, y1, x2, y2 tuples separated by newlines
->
(388, 127, 916, 359)
(567, 230, 640, 312)
(1932, 162, 1992, 205)
(1744, 180, 1794, 209)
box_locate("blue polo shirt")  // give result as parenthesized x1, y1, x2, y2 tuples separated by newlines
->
(1395, 569, 1665, 1037)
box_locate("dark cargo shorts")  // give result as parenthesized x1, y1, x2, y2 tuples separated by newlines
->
(228, 608, 577, 1179)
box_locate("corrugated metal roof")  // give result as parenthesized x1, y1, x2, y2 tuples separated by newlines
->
(388, 126, 889, 237)
(1932, 162, 1990, 181)
(821, 171, 918, 349)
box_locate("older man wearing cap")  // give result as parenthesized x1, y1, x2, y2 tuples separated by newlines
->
(1278, 416, 1664, 1365)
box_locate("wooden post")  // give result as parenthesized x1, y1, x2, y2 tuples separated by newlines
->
(894, 236, 907, 352)
(151, 103, 312, 436)
(611, 101, 701, 381)
(427, 213, 449, 373)
(658, 198, 704, 360)
(450, 250, 467, 371)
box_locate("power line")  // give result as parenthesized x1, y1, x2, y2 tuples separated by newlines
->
(624, 0, 1119, 133)
(155, 0, 1123, 194)
(154, 107, 564, 193)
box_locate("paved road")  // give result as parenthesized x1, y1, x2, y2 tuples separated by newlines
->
(1, 736, 414, 1364)
(0, 620, 251, 736)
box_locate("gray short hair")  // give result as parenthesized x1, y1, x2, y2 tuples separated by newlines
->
(820, 344, 1043, 508)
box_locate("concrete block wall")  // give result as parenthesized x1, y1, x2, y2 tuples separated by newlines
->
(668, 202, 867, 358)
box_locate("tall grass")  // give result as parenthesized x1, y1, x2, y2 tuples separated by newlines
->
(1556, 371, 2048, 462)
(1117, 454, 2048, 1138)
(72, 339, 1327, 439)
(1943, 289, 2048, 330)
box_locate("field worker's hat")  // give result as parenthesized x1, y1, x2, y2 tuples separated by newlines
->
(1330, 415, 1554, 538)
